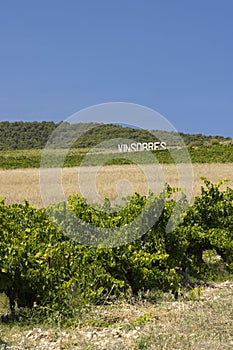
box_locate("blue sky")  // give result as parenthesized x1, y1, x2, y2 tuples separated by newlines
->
(0, 0, 232, 137)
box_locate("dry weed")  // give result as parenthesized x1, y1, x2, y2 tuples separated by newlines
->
(0, 163, 232, 207)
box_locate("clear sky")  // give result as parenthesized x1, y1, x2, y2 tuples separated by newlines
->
(0, 0, 232, 137)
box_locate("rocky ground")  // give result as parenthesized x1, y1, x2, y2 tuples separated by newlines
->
(0, 281, 232, 349)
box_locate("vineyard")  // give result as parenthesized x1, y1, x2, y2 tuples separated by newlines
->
(0, 144, 233, 169)
(0, 122, 232, 347)
(0, 177, 232, 325)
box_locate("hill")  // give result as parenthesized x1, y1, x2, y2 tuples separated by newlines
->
(0, 121, 231, 150)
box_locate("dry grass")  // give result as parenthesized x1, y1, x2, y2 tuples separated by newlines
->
(0, 163, 233, 207)
(0, 281, 232, 349)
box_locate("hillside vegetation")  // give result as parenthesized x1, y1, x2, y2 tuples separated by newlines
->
(0, 121, 231, 150)
(0, 121, 232, 169)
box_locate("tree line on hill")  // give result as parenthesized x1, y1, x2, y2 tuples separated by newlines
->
(0, 121, 231, 150)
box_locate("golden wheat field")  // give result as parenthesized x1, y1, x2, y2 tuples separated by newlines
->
(0, 163, 233, 208)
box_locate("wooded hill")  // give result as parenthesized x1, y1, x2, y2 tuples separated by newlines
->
(0, 121, 231, 150)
